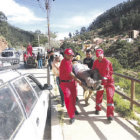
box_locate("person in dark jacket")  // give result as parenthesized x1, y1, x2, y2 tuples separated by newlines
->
(83, 49, 94, 69)
(37, 52, 43, 69)
(83, 49, 94, 105)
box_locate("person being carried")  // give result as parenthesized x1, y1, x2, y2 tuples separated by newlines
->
(72, 59, 102, 91)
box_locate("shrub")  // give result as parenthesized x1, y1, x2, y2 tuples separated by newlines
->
(114, 94, 133, 117)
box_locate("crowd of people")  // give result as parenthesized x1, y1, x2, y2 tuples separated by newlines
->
(50, 47, 115, 125)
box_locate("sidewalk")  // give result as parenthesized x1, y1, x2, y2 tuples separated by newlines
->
(50, 72, 140, 140)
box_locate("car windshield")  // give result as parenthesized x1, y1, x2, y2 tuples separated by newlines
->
(13, 77, 37, 115)
(0, 85, 24, 140)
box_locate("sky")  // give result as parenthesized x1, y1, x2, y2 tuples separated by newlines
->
(0, 0, 128, 40)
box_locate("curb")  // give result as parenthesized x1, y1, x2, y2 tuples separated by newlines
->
(50, 71, 64, 140)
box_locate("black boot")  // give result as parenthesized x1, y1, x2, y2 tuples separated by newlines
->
(69, 118, 75, 124)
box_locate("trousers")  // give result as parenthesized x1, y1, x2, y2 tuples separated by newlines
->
(96, 84, 115, 117)
(60, 80, 77, 118)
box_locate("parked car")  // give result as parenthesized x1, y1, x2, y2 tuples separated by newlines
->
(0, 48, 20, 65)
(0, 69, 52, 139)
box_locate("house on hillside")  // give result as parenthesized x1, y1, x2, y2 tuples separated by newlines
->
(129, 30, 139, 39)
(92, 37, 103, 45)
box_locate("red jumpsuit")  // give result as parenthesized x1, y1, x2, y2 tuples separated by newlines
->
(27, 45, 33, 56)
(60, 58, 77, 119)
(92, 57, 115, 117)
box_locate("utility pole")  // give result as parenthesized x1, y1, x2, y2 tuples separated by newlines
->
(38, 34, 40, 47)
(45, 0, 55, 49)
(45, 0, 51, 49)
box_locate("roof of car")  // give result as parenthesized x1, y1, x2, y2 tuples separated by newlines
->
(0, 69, 21, 84)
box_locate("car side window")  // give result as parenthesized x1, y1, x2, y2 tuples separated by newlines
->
(13, 77, 37, 115)
(26, 76, 42, 96)
(0, 85, 24, 140)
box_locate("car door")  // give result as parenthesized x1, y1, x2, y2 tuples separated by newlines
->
(25, 75, 50, 139)
(11, 77, 40, 139)
(0, 84, 25, 140)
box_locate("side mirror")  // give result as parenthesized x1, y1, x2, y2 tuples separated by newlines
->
(43, 84, 53, 90)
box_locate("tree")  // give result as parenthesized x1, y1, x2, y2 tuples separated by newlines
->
(69, 32, 72, 38)
(75, 30, 79, 36)
(0, 11, 7, 22)
(80, 27, 86, 34)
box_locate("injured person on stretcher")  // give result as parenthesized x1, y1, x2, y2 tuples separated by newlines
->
(72, 59, 103, 91)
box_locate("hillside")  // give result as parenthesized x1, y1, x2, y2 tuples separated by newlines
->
(0, 11, 35, 47)
(88, 0, 140, 36)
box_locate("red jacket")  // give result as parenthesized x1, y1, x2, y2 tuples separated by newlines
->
(59, 58, 73, 81)
(27, 45, 32, 56)
(92, 57, 114, 85)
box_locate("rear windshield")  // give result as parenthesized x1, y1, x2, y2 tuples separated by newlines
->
(2, 52, 14, 57)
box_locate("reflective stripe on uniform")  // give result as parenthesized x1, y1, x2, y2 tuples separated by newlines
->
(107, 103, 114, 106)
(97, 103, 101, 106)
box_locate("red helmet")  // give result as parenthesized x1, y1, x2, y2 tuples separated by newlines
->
(96, 49, 104, 57)
(64, 48, 74, 56)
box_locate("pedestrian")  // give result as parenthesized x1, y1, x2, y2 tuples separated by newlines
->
(37, 52, 43, 69)
(83, 49, 94, 105)
(59, 48, 82, 124)
(52, 55, 64, 107)
(48, 50, 54, 70)
(92, 48, 115, 121)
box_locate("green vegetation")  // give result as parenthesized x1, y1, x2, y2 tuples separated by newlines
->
(105, 40, 140, 71)
(0, 11, 48, 48)
(60, 41, 85, 58)
(88, 0, 140, 36)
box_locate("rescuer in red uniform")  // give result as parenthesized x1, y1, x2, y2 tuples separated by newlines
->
(92, 48, 115, 121)
(59, 48, 81, 124)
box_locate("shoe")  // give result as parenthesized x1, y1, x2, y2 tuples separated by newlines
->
(107, 116, 113, 121)
(95, 110, 100, 115)
(75, 110, 80, 115)
(69, 118, 75, 124)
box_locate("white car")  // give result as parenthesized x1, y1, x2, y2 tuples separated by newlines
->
(0, 69, 52, 140)
(0, 49, 20, 65)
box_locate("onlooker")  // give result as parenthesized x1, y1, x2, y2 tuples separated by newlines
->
(37, 52, 43, 69)
(52, 56, 64, 107)
(48, 50, 54, 70)
(75, 52, 81, 61)
(83, 49, 94, 104)
(83, 49, 94, 69)
(92, 48, 115, 121)
(59, 48, 81, 124)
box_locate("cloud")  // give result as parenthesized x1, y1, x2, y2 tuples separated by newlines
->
(52, 10, 102, 31)
(55, 32, 69, 40)
(0, 0, 45, 24)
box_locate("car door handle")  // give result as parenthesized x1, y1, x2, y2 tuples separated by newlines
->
(36, 117, 39, 126)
